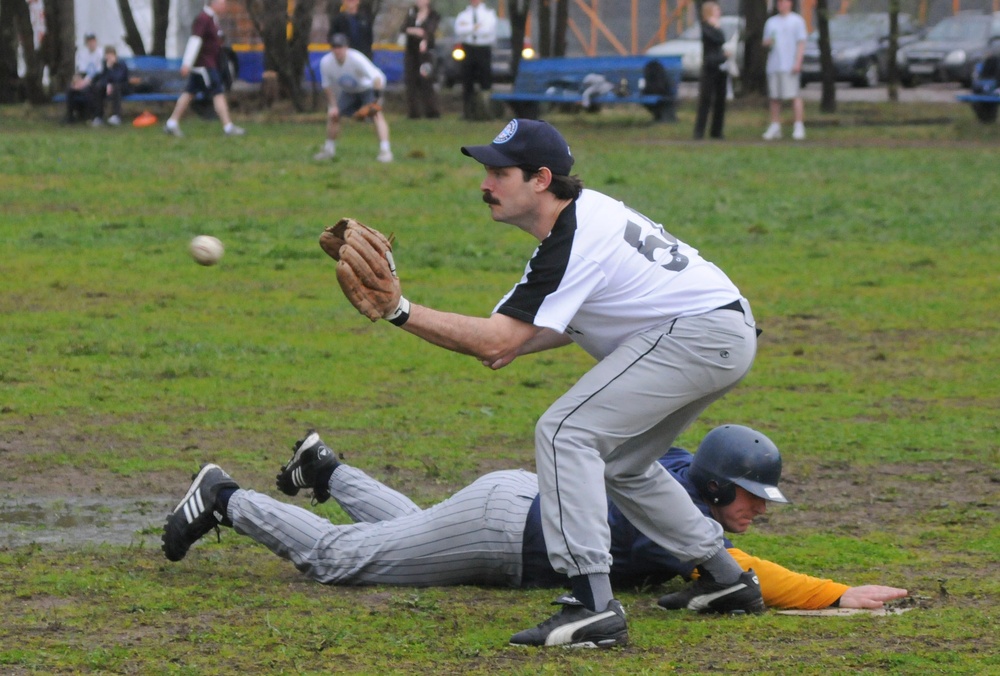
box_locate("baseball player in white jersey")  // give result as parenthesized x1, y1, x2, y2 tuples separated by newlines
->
(353, 118, 761, 647)
(314, 32, 393, 163)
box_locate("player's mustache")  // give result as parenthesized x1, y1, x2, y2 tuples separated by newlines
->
(482, 191, 501, 205)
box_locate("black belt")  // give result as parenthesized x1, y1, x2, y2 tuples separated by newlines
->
(717, 299, 762, 336)
(717, 299, 744, 314)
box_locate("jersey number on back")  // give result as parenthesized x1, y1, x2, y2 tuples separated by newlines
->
(623, 220, 689, 272)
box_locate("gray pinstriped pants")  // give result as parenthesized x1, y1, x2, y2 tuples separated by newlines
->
(228, 466, 537, 586)
(536, 305, 758, 578)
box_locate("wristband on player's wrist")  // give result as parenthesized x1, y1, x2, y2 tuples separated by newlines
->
(384, 296, 411, 326)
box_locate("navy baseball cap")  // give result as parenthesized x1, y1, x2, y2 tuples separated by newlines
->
(462, 119, 574, 176)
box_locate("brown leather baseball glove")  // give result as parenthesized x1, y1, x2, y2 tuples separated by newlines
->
(320, 218, 399, 322)
(352, 101, 382, 121)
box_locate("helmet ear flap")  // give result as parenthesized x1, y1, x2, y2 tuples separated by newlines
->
(706, 480, 722, 504)
(705, 479, 736, 506)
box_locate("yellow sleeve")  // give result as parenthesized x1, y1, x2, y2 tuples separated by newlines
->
(728, 548, 850, 610)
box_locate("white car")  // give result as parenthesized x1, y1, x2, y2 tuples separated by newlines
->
(645, 16, 743, 81)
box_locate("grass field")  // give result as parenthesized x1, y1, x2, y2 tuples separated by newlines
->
(1, 95, 998, 674)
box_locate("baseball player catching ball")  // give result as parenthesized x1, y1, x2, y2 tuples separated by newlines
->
(163, 119, 768, 649)
(333, 118, 762, 647)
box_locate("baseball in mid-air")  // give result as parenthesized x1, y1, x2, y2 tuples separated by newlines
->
(190, 235, 224, 266)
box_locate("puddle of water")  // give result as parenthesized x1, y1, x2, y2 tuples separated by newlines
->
(0, 497, 175, 548)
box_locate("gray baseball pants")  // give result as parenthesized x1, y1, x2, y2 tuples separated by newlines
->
(228, 466, 537, 586)
(536, 303, 757, 578)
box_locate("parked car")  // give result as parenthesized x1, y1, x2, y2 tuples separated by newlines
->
(645, 16, 744, 82)
(435, 16, 535, 88)
(897, 11, 1000, 87)
(801, 12, 922, 87)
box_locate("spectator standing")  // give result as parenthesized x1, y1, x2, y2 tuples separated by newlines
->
(762, 0, 807, 140)
(314, 33, 393, 163)
(693, 2, 729, 140)
(399, 0, 441, 119)
(164, 0, 245, 138)
(90, 46, 130, 127)
(65, 33, 102, 124)
(331, 0, 375, 58)
(454, 0, 497, 120)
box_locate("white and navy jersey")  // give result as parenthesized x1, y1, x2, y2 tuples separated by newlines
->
(493, 189, 743, 360)
(319, 48, 386, 94)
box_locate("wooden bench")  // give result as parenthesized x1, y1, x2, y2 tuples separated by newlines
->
(491, 55, 682, 122)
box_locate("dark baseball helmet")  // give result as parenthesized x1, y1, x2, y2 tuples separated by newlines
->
(689, 425, 790, 506)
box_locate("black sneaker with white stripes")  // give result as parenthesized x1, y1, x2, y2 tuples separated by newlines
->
(509, 595, 628, 648)
(275, 429, 337, 504)
(162, 464, 239, 562)
(657, 569, 766, 614)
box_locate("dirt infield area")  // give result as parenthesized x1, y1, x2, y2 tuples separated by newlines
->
(0, 425, 996, 560)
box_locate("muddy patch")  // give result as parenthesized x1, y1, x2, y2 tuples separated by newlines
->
(0, 496, 173, 548)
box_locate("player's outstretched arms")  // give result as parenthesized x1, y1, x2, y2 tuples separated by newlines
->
(483, 328, 573, 369)
(404, 305, 540, 365)
(837, 585, 909, 609)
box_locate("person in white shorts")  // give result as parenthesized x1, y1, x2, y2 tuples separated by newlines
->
(315, 32, 393, 163)
(762, 0, 807, 140)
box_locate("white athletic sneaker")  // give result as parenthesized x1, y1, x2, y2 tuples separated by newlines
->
(376, 149, 394, 163)
(164, 121, 183, 138)
(91, 117, 103, 127)
(313, 148, 336, 161)
(108, 115, 121, 126)
(509, 596, 628, 648)
(792, 122, 806, 140)
(762, 123, 782, 141)
(224, 125, 246, 136)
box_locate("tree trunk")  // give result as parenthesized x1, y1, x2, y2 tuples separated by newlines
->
(0, 0, 22, 103)
(536, 0, 551, 58)
(152, 0, 170, 56)
(553, 0, 568, 57)
(886, 0, 899, 102)
(290, 0, 315, 105)
(44, 0, 76, 95)
(508, 0, 529, 79)
(246, 0, 306, 110)
(815, 0, 835, 113)
(741, 0, 768, 97)
(117, 0, 147, 55)
(11, 0, 46, 102)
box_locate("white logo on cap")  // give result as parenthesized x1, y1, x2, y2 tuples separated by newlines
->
(493, 119, 518, 144)
(765, 487, 783, 499)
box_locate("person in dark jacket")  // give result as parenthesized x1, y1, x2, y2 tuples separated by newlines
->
(399, 0, 441, 118)
(693, 1, 730, 140)
(90, 46, 130, 127)
(331, 0, 375, 58)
